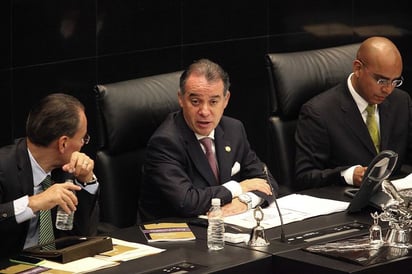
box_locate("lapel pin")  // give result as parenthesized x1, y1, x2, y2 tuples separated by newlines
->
(225, 146, 231, 152)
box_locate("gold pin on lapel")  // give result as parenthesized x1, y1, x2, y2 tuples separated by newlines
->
(225, 146, 231, 152)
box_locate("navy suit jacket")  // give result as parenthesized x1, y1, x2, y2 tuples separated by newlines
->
(0, 138, 99, 258)
(139, 111, 278, 221)
(295, 83, 412, 190)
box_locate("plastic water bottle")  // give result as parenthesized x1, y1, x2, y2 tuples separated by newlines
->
(55, 179, 75, 230)
(207, 198, 225, 250)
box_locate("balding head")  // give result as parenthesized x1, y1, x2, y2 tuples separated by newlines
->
(357, 37, 402, 73)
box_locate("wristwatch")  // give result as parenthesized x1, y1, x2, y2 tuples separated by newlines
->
(80, 174, 98, 187)
(238, 194, 252, 210)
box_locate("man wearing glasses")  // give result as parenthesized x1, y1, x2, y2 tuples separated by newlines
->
(295, 36, 412, 190)
(0, 93, 99, 259)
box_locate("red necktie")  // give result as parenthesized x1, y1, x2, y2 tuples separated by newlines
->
(200, 138, 219, 182)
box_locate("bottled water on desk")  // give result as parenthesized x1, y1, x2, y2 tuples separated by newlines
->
(207, 198, 225, 250)
(55, 179, 75, 230)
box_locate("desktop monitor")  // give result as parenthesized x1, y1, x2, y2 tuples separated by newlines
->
(346, 150, 398, 213)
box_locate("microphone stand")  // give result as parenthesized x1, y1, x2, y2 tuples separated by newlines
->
(263, 165, 287, 243)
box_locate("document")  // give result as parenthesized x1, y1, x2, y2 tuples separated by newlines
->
(223, 194, 349, 229)
(96, 238, 165, 262)
(39, 256, 119, 273)
(139, 222, 196, 242)
(11, 238, 166, 273)
(390, 173, 412, 191)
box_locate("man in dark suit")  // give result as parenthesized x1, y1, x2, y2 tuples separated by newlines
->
(140, 59, 278, 221)
(0, 93, 99, 259)
(295, 36, 412, 190)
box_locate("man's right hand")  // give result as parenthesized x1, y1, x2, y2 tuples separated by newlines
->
(28, 182, 81, 214)
(239, 178, 272, 195)
(353, 166, 368, 187)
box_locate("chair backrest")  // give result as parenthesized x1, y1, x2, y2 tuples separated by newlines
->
(94, 71, 181, 228)
(266, 43, 361, 191)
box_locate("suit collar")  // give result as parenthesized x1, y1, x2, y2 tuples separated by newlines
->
(176, 112, 219, 185)
(15, 138, 35, 195)
(176, 111, 232, 185)
(339, 86, 377, 156)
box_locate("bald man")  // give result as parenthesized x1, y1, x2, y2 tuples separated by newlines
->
(294, 36, 412, 190)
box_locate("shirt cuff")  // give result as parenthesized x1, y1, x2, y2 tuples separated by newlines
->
(246, 192, 264, 208)
(14, 195, 35, 223)
(222, 180, 242, 198)
(341, 165, 360, 185)
(75, 179, 99, 194)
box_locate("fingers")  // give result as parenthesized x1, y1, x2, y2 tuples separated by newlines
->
(62, 151, 94, 182)
(240, 178, 272, 195)
(353, 166, 367, 187)
(29, 183, 80, 213)
(221, 199, 247, 216)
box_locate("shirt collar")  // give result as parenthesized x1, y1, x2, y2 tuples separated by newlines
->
(27, 148, 50, 187)
(195, 129, 215, 141)
(347, 73, 369, 113)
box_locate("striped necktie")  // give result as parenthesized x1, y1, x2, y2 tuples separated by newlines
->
(39, 175, 56, 250)
(200, 137, 219, 183)
(366, 104, 380, 153)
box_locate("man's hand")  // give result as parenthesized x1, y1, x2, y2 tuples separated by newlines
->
(28, 182, 81, 214)
(239, 178, 272, 195)
(221, 198, 247, 216)
(62, 151, 95, 183)
(353, 166, 367, 187)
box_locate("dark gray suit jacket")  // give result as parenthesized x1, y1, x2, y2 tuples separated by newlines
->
(0, 138, 99, 258)
(295, 83, 412, 190)
(139, 111, 278, 221)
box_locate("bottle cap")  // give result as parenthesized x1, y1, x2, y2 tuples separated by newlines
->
(211, 198, 221, 206)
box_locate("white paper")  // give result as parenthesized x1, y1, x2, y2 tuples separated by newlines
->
(223, 194, 349, 229)
(390, 173, 412, 191)
(97, 238, 165, 262)
(38, 238, 165, 273)
(39, 257, 119, 273)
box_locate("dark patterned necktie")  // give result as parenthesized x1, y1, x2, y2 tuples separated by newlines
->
(39, 175, 55, 249)
(366, 104, 380, 153)
(200, 137, 219, 183)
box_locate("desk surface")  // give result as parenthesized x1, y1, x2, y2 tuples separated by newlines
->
(91, 227, 272, 274)
(89, 186, 412, 273)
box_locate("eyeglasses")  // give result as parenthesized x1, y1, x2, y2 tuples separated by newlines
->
(82, 133, 90, 145)
(358, 59, 404, 87)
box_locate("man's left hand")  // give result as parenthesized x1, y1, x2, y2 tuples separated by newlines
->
(62, 151, 95, 182)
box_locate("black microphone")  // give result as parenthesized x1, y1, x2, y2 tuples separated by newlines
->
(263, 164, 287, 243)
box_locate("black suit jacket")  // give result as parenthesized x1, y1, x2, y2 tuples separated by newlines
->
(295, 83, 412, 190)
(0, 138, 99, 258)
(139, 111, 278, 221)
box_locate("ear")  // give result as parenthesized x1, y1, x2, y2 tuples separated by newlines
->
(178, 91, 184, 108)
(353, 60, 362, 78)
(58, 136, 68, 153)
(223, 91, 231, 109)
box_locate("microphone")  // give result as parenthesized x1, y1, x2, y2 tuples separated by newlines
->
(263, 164, 286, 243)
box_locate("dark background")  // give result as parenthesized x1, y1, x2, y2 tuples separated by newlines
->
(1, 0, 411, 174)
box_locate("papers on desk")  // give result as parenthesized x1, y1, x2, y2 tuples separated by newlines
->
(96, 238, 165, 262)
(224, 194, 349, 229)
(390, 173, 412, 191)
(11, 238, 165, 274)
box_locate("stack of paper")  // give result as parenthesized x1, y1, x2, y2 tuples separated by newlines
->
(223, 194, 349, 229)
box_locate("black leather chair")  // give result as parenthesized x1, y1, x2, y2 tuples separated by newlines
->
(266, 43, 361, 192)
(94, 71, 181, 228)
